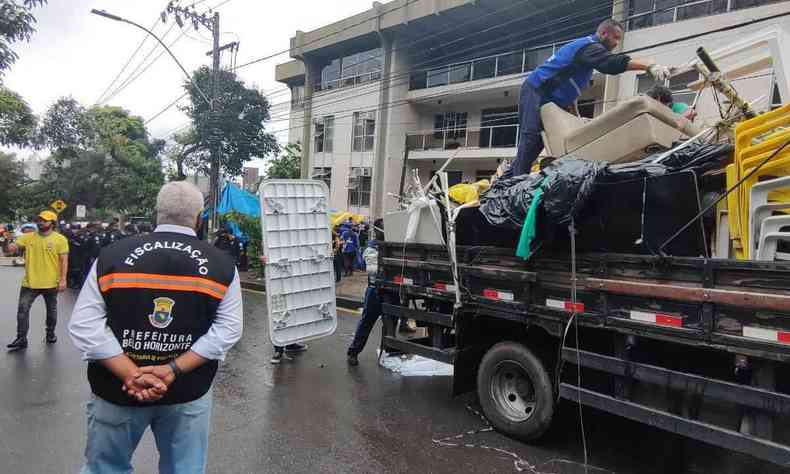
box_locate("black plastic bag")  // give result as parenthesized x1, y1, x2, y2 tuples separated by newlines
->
(479, 159, 604, 230)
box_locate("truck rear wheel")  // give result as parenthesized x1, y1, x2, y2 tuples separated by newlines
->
(477, 341, 554, 441)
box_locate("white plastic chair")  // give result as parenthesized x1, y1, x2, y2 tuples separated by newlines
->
(759, 216, 790, 244)
(756, 232, 790, 261)
(715, 210, 730, 259)
(749, 203, 790, 258)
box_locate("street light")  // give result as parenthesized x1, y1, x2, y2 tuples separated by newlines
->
(90, 9, 211, 106)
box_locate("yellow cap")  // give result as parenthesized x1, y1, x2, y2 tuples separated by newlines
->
(38, 210, 58, 222)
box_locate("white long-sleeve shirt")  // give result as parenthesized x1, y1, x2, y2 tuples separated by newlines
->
(68, 224, 243, 362)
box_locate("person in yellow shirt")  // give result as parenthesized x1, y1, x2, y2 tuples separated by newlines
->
(6, 210, 69, 351)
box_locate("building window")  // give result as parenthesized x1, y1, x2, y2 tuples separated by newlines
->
(637, 70, 699, 106)
(627, 0, 782, 31)
(314, 116, 334, 153)
(433, 112, 468, 139)
(476, 170, 496, 182)
(318, 48, 382, 91)
(772, 82, 782, 109)
(352, 112, 375, 152)
(312, 167, 332, 190)
(480, 107, 518, 148)
(578, 99, 596, 119)
(348, 167, 372, 207)
(291, 85, 305, 107)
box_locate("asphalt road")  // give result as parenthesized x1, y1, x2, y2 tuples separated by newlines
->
(0, 266, 784, 473)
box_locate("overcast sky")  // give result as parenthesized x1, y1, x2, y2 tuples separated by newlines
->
(5, 0, 373, 168)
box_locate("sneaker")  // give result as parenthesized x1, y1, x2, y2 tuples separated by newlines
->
(270, 351, 292, 364)
(347, 353, 359, 366)
(285, 343, 308, 353)
(6, 337, 27, 351)
(45, 333, 57, 344)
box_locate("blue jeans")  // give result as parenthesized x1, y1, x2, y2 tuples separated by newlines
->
(503, 81, 545, 179)
(347, 286, 383, 356)
(80, 391, 212, 474)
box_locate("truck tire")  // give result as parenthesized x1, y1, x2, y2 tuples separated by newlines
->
(477, 341, 554, 441)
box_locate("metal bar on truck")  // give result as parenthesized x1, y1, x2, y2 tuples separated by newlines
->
(382, 336, 456, 364)
(562, 348, 790, 415)
(586, 278, 790, 313)
(559, 384, 790, 466)
(382, 304, 454, 327)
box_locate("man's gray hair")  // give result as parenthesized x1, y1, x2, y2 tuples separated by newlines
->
(156, 181, 204, 227)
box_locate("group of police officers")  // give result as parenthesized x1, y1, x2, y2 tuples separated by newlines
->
(60, 219, 152, 289)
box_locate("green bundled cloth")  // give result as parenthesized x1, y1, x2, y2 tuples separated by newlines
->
(515, 178, 548, 260)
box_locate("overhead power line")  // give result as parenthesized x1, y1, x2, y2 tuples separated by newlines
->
(95, 14, 164, 105)
(100, 0, 234, 106)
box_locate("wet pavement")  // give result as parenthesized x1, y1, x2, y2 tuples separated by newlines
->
(0, 266, 785, 473)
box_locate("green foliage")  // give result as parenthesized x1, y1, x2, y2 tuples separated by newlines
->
(40, 97, 95, 155)
(32, 98, 165, 219)
(265, 142, 300, 180)
(0, 0, 47, 77)
(0, 85, 36, 146)
(182, 66, 278, 178)
(222, 210, 263, 276)
(0, 150, 27, 220)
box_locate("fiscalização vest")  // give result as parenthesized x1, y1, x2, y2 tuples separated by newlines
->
(526, 35, 600, 108)
(90, 230, 235, 406)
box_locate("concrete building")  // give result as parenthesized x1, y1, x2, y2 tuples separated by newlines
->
(275, 0, 789, 218)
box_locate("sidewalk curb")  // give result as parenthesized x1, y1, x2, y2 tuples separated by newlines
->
(240, 280, 266, 292)
(240, 280, 364, 311)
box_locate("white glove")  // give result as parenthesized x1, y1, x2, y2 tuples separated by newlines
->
(647, 64, 671, 82)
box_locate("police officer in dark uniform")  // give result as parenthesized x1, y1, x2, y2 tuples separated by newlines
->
(68, 181, 242, 472)
(66, 223, 85, 289)
(101, 220, 125, 248)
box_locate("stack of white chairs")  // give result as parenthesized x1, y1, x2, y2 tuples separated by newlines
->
(749, 176, 790, 261)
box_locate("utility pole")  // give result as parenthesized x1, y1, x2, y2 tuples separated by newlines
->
(209, 11, 221, 234)
(158, 1, 225, 234)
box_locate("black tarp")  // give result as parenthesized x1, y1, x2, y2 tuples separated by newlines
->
(479, 159, 605, 230)
(471, 143, 731, 256)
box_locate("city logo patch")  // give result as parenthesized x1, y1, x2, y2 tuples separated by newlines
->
(148, 297, 175, 329)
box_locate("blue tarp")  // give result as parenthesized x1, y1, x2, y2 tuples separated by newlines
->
(217, 182, 260, 218)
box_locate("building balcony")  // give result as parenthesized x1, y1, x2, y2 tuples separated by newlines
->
(406, 124, 518, 161)
(625, 0, 788, 32)
(408, 41, 568, 93)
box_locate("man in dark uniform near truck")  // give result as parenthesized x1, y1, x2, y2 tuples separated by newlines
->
(504, 18, 672, 178)
(69, 181, 243, 473)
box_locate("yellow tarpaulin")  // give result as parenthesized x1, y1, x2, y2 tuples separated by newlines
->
(448, 180, 491, 204)
(330, 211, 365, 227)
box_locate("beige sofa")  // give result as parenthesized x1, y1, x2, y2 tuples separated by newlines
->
(541, 96, 700, 163)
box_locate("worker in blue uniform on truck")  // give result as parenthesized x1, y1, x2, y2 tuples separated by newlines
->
(503, 19, 672, 178)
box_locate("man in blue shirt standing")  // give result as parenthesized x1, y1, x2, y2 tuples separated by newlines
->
(505, 19, 671, 178)
(341, 224, 359, 276)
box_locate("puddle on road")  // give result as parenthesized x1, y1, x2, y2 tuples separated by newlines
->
(378, 351, 454, 377)
(433, 405, 614, 474)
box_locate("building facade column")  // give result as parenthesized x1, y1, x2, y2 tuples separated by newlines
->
(602, 0, 628, 113)
(371, 27, 394, 221)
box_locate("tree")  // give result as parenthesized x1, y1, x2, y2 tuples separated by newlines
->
(164, 128, 204, 180)
(0, 86, 36, 146)
(39, 97, 95, 156)
(35, 98, 165, 218)
(0, 151, 27, 220)
(265, 142, 300, 180)
(182, 66, 278, 178)
(0, 0, 47, 77)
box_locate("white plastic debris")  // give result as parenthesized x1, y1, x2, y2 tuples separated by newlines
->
(378, 351, 453, 377)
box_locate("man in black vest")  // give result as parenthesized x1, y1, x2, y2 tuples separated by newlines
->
(69, 181, 243, 473)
